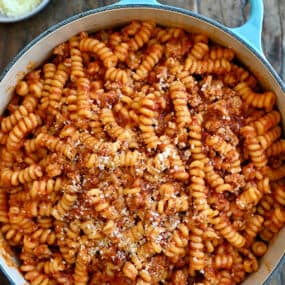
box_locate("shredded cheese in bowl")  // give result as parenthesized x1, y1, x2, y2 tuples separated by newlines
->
(0, 0, 42, 17)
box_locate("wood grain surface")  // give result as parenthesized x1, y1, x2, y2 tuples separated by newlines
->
(0, 0, 284, 284)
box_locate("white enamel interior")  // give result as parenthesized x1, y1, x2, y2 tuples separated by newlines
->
(0, 6, 284, 285)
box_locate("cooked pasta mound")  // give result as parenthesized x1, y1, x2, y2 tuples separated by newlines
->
(0, 21, 285, 285)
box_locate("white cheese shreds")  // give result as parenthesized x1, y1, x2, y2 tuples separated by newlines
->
(0, 0, 42, 17)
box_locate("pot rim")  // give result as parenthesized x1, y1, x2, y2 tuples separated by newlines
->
(0, 3, 285, 285)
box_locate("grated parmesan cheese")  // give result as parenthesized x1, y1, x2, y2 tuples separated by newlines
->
(0, 0, 42, 17)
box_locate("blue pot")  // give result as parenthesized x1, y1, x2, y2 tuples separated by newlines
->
(0, 1, 284, 284)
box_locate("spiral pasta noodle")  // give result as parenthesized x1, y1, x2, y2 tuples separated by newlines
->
(133, 43, 163, 80)
(56, 220, 81, 264)
(25, 201, 53, 218)
(154, 26, 184, 43)
(189, 160, 213, 220)
(77, 77, 92, 119)
(236, 186, 262, 209)
(1, 165, 43, 186)
(243, 215, 264, 246)
(36, 133, 75, 160)
(70, 36, 85, 81)
(204, 159, 232, 193)
(241, 125, 268, 168)
(1, 104, 35, 133)
(157, 183, 188, 214)
(266, 139, 285, 156)
(188, 114, 206, 160)
(0, 191, 8, 223)
(169, 81, 191, 128)
(252, 110, 281, 135)
(15, 80, 29, 96)
(47, 64, 69, 114)
(101, 108, 137, 148)
(189, 223, 205, 275)
(160, 136, 189, 181)
(80, 38, 118, 67)
(30, 177, 62, 198)
(190, 41, 209, 59)
(234, 82, 276, 111)
(6, 113, 42, 151)
(273, 182, 285, 206)
(73, 249, 90, 285)
(51, 190, 77, 220)
(260, 207, 285, 241)
(211, 214, 246, 249)
(165, 223, 188, 263)
(257, 125, 281, 149)
(105, 67, 129, 84)
(138, 93, 160, 150)
(185, 55, 231, 74)
(128, 21, 155, 51)
(209, 47, 235, 60)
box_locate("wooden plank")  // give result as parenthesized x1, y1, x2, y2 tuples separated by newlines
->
(262, 0, 282, 76)
(0, 0, 102, 70)
(278, 0, 285, 80)
(197, 0, 244, 27)
(102, 0, 117, 6)
(159, 0, 197, 11)
(219, 0, 245, 27)
(103, 0, 197, 10)
(196, 0, 224, 23)
(0, 273, 9, 285)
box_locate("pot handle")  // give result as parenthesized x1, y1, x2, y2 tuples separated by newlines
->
(114, 0, 159, 5)
(229, 0, 264, 56)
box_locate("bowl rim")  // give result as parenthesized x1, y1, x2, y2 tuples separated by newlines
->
(0, 3, 285, 285)
(0, 0, 50, 23)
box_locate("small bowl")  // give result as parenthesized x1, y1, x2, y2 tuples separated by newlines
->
(0, 0, 50, 23)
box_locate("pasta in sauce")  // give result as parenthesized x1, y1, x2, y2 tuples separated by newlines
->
(0, 20, 285, 285)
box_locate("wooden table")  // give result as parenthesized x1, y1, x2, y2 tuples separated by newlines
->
(0, 0, 284, 284)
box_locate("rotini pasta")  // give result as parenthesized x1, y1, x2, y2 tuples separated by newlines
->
(189, 223, 205, 275)
(47, 63, 69, 114)
(241, 125, 268, 168)
(257, 125, 281, 149)
(133, 43, 163, 80)
(0, 165, 43, 186)
(169, 81, 191, 129)
(211, 214, 246, 248)
(252, 110, 281, 135)
(0, 20, 284, 285)
(70, 36, 85, 81)
(75, 77, 92, 120)
(6, 113, 42, 151)
(1, 104, 35, 133)
(190, 41, 209, 59)
(101, 108, 138, 148)
(234, 82, 276, 111)
(128, 21, 155, 51)
(79, 38, 118, 67)
(209, 47, 235, 61)
(185, 55, 231, 74)
(138, 93, 160, 150)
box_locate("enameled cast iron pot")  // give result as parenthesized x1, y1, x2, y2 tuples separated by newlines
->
(0, 0, 284, 284)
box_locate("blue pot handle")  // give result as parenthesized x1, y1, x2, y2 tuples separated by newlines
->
(228, 0, 264, 56)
